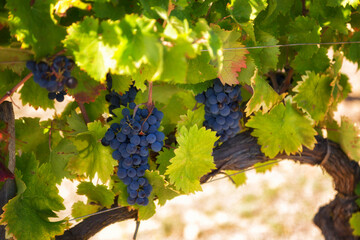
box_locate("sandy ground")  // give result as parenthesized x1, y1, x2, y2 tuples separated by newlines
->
(11, 58, 360, 240)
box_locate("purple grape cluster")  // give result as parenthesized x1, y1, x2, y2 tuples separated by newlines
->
(101, 105, 165, 206)
(26, 56, 77, 102)
(105, 73, 138, 118)
(195, 78, 243, 143)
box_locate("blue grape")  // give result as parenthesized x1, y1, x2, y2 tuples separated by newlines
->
(105, 130, 115, 141)
(194, 78, 243, 144)
(127, 168, 137, 178)
(146, 134, 156, 144)
(117, 168, 127, 179)
(151, 142, 162, 152)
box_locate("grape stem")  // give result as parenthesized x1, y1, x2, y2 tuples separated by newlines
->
(279, 68, 294, 94)
(77, 101, 90, 124)
(0, 72, 33, 105)
(146, 81, 154, 110)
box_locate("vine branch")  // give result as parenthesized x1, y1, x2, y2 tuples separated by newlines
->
(77, 101, 90, 124)
(0, 73, 33, 105)
(56, 130, 360, 240)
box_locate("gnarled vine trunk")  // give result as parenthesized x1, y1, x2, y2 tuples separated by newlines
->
(55, 131, 360, 240)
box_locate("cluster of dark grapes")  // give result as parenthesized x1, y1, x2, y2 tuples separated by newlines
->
(101, 104, 165, 206)
(195, 78, 243, 143)
(105, 73, 138, 117)
(26, 56, 77, 102)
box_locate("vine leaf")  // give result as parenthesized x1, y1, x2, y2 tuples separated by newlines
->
(54, 0, 90, 16)
(0, 47, 32, 74)
(67, 121, 117, 183)
(156, 147, 175, 175)
(293, 71, 333, 122)
(225, 170, 247, 187)
(67, 66, 106, 103)
(146, 170, 179, 206)
(246, 98, 317, 158)
(0, 153, 66, 240)
(49, 139, 77, 183)
(327, 117, 360, 161)
(176, 107, 205, 131)
(66, 111, 88, 135)
(64, 17, 117, 81)
(245, 74, 284, 116)
(77, 182, 115, 208)
(20, 77, 55, 110)
(6, 0, 66, 58)
(212, 25, 248, 85)
(71, 201, 100, 222)
(288, 16, 321, 57)
(165, 125, 218, 193)
(15, 118, 50, 161)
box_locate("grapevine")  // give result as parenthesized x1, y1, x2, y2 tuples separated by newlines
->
(0, 0, 360, 240)
(195, 78, 243, 143)
(26, 56, 77, 102)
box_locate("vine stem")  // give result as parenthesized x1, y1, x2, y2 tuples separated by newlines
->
(0, 72, 33, 104)
(147, 81, 154, 110)
(77, 101, 90, 124)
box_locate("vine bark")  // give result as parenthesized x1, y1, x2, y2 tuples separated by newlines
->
(55, 130, 360, 240)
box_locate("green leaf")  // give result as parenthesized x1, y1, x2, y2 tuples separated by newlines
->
(145, 171, 179, 206)
(77, 182, 115, 208)
(0, 69, 20, 97)
(186, 52, 218, 84)
(67, 66, 106, 103)
(350, 212, 360, 236)
(345, 32, 360, 65)
(246, 98, 317, 158)
(54, 0, 90, 16)
(291, 47, 330, 75)
(66, 111, 88, 134)
(327, 117, 360, 161)
(245, 74, 284, 116)
(225, 170, 247, 187)
(6, 0, 66, 58)
(111, 74, 133, 94)
(228, 0, 252, 23)
(237, 56, 256, 85)
(49, 139, 77, 183)
(165, 125, 218, 193)
(15, 118, 50, 162)
(0, 47, 32, 74)
(293, 72, 333, 122)
(250, 30, 280, 73)
(176, 108, 205, 131)
(67, 121, 117, 182)
(288, 16, 321, 57)
(156, 147, 175, 175)
(1, 153, 66, 240)
(20, 78, 55, 110)
(64, 17, 118, 81)
(1, 195, 66, 240)
(212, 25, 248, 85)
(71, 201, 100, 222)
(253, 160, 279, 173)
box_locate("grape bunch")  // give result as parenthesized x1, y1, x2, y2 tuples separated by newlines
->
(26, 56, 77, 102)
(195, 78, 243, 143)
(101, 104, 165, 206)
(105, 73, 138, 117)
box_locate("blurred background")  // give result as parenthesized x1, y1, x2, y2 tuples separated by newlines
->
(12, 57, 359, 240)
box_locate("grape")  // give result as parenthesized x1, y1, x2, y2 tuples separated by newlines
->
(127, 197, 137, 205)
(151, 142, 162, 152)
(146, 134, 156, 144)
(65, 77, 78, 89)
(101, 104, 165, 206)
(194, 78, 243, 144)
(117, 168, 127, 179)
(105, 130, 115, 141)
(26, 56, 77, 102)
(48, 92, 56, 100)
